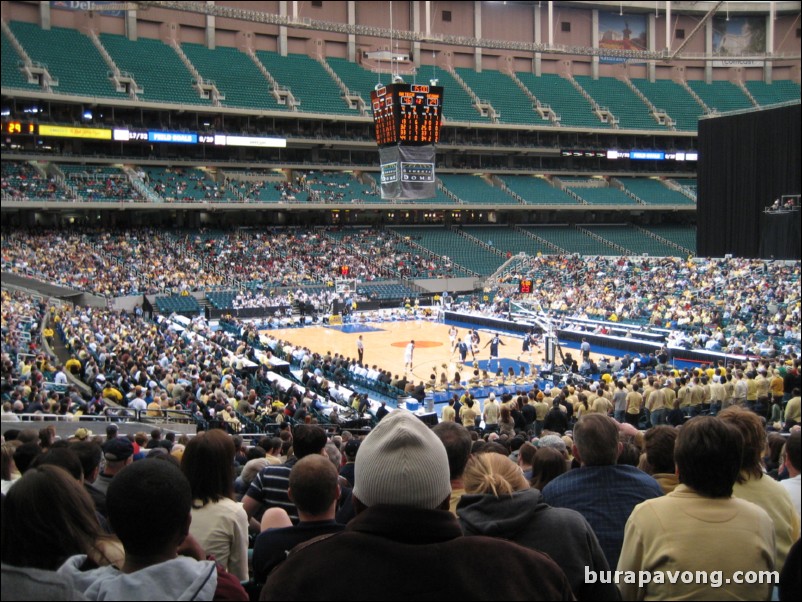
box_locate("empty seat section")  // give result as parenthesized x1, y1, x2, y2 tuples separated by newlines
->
(522, 226, 616, 255)
(574, 75, 662, 130)
(744, 80, 801, 106)
(10, 21, 125, 99)
(357, 283, 417, 300)
(434, 70, 490, 123)
(670, 178, 697, 197)
(460, 227, 552, 256)
(617, 177, 695, 205)
(687, 80, 752, 112)
(566, 184, 638, 205)
(207, 291, 237, 309)
(630, 78, 703, 131)
(389, 227, 504, 275)
(454, 68, 540, 125)
(156, 295, 200, 314)
(498, 176, 582, 206)
(99, 33, 210, 105)
(1, 30, 40, 91)
(256, 52, 352, 115)
(644, 226, 697, 254)
(517, 72, 608, 128)
(438, 175, 517, 204)
(584, 226, 681, 256)
(326, 57, 391, 98)
(181, 43, 282, 111)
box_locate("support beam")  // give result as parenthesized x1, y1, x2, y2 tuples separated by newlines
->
(534, 3, 542, 76)
(205, 0, 215, 49)
(348, 0, 356, 62)
(648, 12, 656, 81)
(590, 8, 599, 79)
(279, 0, 287, 57)
(474, 0, 482, 72)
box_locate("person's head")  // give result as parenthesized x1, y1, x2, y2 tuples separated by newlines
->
(432, 421, 472, 481)
(1, 442, 19, 481)
(572, 414, 621, 466)
(718, 406, 766, 482)
(463, 452, 528, 497)
(766, 433, 787, 468)
(240, 457, 269, 488)
(344, 439, 360, 462)
(518, 442, 537, 469)
(538, 434, 568, 458)
(31, 447, 84, 482)
(288, 455, 340, 517)
(12, 441, 42, 475)
(675, 416, 744, 498)
(70, 440, 104, 483)
(353, 411, 451, 511)
(784, 430, 801, 477)
(181, 429, 235, 505)
(102, 436, 134, 472)
(323, 441, 342, 470)
(643, 426, 678, 475)
(266, 437, 282, 455)
(290, 424, 327, 459)
(1, 465, 105, 570)
(529, 447, 568, 491)
(107, 458, 192, 559)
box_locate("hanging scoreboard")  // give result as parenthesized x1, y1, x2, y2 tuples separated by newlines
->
(370, 83, 444, 200)
(370, 84, 443, 147)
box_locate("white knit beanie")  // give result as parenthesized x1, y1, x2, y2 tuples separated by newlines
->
(353, 410, 451, 510)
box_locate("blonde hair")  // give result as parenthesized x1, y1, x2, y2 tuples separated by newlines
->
(463, 453, 528, 498)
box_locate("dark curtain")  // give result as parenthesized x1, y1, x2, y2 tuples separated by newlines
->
(697, 103, 801, 258)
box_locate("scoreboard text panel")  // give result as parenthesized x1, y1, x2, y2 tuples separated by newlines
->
(370, 84, 443, 147)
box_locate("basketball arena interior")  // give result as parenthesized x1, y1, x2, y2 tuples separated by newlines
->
(1, 1, 801, 598)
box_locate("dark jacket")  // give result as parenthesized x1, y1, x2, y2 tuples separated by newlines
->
(261, 504, 575, 601)
(457, 488, 619, 601)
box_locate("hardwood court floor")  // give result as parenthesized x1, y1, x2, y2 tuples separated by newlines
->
(261, 320, 547, 385)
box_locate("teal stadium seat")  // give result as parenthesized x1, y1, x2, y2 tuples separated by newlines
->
(10, 21, 126, 99)
(99, 33, 211, 105)
(454, 68, 541, 125)
(390, 227, 504, 275)
(744, 80, 801, 107)
(256, 51, 354, 115)
(1, 29, 41, 91)
(687, 80, 753, 113)
(181, 43, 283, 111)
(630, 78, 703, 131)
(516, 72, 609, 129)
(574, 75, 663, 130)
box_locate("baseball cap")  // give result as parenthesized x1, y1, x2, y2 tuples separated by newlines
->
(103, 437, 134, 462)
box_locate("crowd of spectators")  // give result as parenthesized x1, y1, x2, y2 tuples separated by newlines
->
(489, 254, 801, 357)
(1, 161, 62, 201)
(2, 406, 799, 600)
(1, 227, 456, 296)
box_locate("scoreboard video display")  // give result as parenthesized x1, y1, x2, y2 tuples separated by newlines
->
(370, 83, 443, 147)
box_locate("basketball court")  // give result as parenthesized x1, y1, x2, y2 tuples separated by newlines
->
(255, 319, 613, 391)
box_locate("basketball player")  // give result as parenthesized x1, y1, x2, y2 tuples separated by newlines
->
(404, 340, 415, 372)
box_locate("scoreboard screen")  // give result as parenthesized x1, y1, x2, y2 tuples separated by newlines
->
(518, 279, 534, 294)
(371, 83, 443, 147)
(4, 121, 38, 136)
(371, 87, 398, 147)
